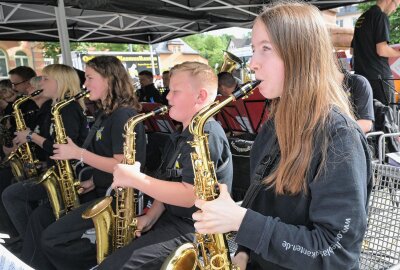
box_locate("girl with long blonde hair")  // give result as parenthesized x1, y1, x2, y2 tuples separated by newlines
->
(193, 2, 371, 269)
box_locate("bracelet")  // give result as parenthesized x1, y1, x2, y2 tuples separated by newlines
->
(80, 148, 85, 164)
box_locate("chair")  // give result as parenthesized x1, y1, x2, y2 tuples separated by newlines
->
(359, 163, 400, 269)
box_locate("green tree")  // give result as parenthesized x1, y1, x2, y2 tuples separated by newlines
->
(357, 2, 400, 43)
(41, 42, 149, 63)
(183, 33, 234, 71)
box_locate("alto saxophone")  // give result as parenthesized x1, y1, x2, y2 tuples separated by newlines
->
(5, 89, 43, 180)
(37, 90, 90, 220)
(162, 80, 261, 270)
(82, 105, 169, 264)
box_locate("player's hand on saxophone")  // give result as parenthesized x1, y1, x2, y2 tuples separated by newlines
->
(78, 178, 95, 194)
(192, 183, 247, 234)
(51, 137, 80, 160)
(13, 128, 30, 146)
(112, 162, 141, 189)
(232, 251, 249, 270)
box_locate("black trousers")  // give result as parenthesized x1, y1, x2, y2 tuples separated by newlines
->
(1, 177, 46, 240)
(22, 203, 55, 269)
(369, 78, 395, 106)
(0, 166, 17, 237)
(98, 211, 195, 270)
(23, 189, 97, 270)
(41, 201, 97, 270)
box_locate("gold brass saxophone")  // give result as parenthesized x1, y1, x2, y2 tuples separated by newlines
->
(161, 80, 261, 270)
(5, 89, 43, 180)
(37, 90, 90, 220)
(82, 105, 169, 264)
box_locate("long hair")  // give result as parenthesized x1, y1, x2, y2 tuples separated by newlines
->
(259, 2, 353, 195)
(42, 64, 85, 110)
(86, 56, 141, 114)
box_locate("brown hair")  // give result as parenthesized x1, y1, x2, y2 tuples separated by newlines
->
(258, 2, 353, 195)
(86, 55, 141, 114)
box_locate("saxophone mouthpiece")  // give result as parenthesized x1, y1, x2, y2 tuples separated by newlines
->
(74, 89, 90, 100)
(153, 105, 169, 115)
(31, 89, 43, 97)
(232, 80, 262, 100)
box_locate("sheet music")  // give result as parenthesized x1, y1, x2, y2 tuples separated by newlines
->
(0, 244, 34, 270)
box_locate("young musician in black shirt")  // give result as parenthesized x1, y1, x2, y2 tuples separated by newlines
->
(40, 56, 146, 270)
(193, 3, 371, 270)
(98, 61, 233, 270)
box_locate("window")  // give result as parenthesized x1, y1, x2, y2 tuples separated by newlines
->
(15, 51, 29, 67)
(0, 50, 8, 78)
(336, 19, 344, 27)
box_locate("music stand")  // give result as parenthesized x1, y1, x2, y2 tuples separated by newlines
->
(140, 103, 176, 133)
(215, 96, 254, 134)
(242, 88, 269, 133)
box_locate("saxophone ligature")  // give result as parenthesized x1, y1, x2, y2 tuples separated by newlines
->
(5, 89, 43, 180)
(161, 80, 261, 270)
(37, 90, 90, 220)
(82, 105, 169, 264)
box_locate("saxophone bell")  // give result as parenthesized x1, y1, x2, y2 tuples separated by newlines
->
(39, 90, 88, 220)
(82, 105, 169, 264)
(5, 89, 44, 180)
(162, 81, 261, 270)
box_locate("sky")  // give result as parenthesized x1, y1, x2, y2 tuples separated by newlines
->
(207, 27, 251, 38)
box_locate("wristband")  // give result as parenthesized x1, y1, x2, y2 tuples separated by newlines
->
(26, 131, 33, 143)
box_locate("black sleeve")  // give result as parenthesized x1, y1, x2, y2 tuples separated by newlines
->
(235, 126, 371, 269)
(348, 74, 375, 121)
(374, 10, 390, 44)
(21, 100, 39, 131)
(110, 108, 135, 155)
(42, 137, 54, 155)
(42, 102, 86, 154)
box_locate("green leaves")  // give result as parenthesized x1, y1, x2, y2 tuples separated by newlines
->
(183, 33, 234, 71)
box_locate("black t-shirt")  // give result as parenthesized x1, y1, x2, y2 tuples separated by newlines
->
(138, 84, 163, 104)
(33, 100, 88, 166)
(89, 107, 146, 196)
(30, 99, 52, 162)
(159, 120, 233, 219)
(236, 110, 372, 270)
(344, 72, 375, 121)
(351, 5, 392, 80)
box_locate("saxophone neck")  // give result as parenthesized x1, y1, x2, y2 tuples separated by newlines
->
(189, 80, 261, 136)
(52, 89, 90, 116)
(13, 95, 29, 110)
(189, 97, 234, 136)
(123, 106, 169, 165)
